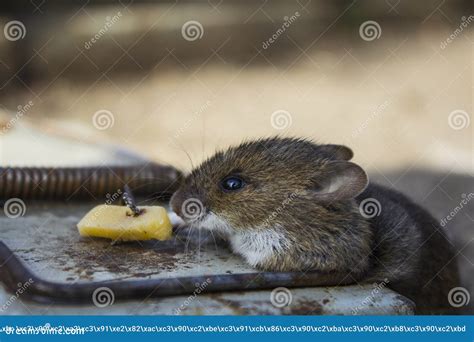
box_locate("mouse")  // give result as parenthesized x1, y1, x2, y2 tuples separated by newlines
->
(170, 137, 462, 314)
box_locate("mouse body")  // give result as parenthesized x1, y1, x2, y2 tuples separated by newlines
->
(170, 137, 461, 314)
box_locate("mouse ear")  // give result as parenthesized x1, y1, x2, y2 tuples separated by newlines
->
(310, 161, 368, 201)
(316, 144, 354, 160)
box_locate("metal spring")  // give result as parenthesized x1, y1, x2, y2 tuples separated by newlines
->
(0, 164, 182, 200)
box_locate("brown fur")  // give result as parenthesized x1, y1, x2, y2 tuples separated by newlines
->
(170, 137, 462, 314)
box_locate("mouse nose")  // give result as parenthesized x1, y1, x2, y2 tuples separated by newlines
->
(170, 190, 207, 221)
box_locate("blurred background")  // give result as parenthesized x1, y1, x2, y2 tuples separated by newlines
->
(0, 0, 472, 305)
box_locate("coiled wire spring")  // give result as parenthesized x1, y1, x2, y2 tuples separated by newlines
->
(0, 164, 182, 200)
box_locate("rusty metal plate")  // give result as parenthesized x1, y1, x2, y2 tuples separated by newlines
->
(0, 201, 414, 315)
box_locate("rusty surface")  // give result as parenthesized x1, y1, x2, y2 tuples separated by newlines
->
(0, 201, 415, 315)
(0, 201, 254, 282)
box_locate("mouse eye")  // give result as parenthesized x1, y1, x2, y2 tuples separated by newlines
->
(220, 176, 245, 192)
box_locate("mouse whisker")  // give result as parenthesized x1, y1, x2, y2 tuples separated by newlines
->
(207, 229, 220, 254)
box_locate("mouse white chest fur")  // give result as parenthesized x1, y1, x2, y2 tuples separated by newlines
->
(198, 212, 287, 267)
(229, 228, 288, 267)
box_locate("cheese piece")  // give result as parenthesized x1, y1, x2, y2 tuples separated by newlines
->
(77, 205, 172, 241)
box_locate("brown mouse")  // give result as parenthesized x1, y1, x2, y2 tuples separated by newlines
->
(170, 137, 462, 314)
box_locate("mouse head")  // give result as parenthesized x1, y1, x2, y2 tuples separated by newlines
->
(170, 137, 368, 235)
